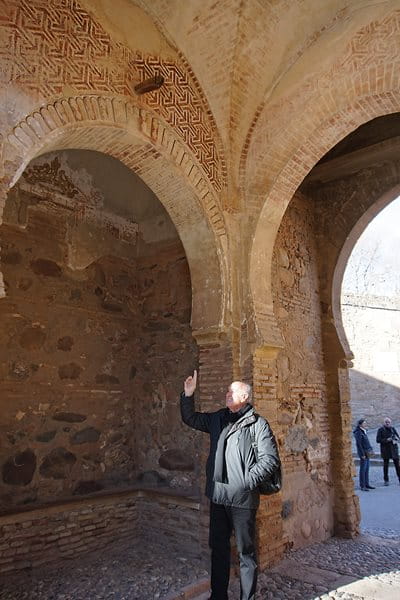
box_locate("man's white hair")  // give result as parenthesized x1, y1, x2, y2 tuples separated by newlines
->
(232, 381, 252, 403)
(243, 382, 252, 403)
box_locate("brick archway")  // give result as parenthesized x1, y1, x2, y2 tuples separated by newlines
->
(248, 99, 400, 540)
(0, 95, 227, 334)
(248, 92, 400, 348)
(332, 183, 400, 361)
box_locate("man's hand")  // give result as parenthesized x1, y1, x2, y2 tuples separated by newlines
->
(184, 370, 197, 397)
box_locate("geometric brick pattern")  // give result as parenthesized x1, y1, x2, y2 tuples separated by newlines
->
(341, 11, 400, 71)
(241, 10, 400, 206)
(4, 94, 226, 239)
(0, 0, 225, 194)
(134, 54, 224, 190)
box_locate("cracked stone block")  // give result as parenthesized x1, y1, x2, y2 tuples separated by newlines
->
(30, 258, 62, 277)
(52, 412, 87, 423)
(35, 430, 57, 442)
(71, 427, 101, 444)
(2, 449, 37, 486)
(285, 425, 309, 453)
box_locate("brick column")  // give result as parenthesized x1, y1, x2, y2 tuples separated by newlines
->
(321, 323, 360, 538)
(252, 346, 285, 569)
(193, 332, 235, 564)
(190, 334, 286, 569)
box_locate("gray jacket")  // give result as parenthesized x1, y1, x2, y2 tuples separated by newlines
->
(180, 393, 280, 509)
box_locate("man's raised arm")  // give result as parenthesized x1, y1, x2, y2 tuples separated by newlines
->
(180, 369, 211, 433)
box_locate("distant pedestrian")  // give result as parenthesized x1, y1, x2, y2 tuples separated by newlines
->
(376, 417, 400, 486)
(353, 419, 375, 491)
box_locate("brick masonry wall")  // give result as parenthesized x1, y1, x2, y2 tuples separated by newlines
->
(252, 350, 285, 568)
(0, 494, 138, 574)
(271, 192, 333, 550)
(0, 489, 200, 575)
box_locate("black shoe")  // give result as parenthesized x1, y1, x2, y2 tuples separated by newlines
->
(384, 481, 389, 486)
(361, 487, 369, 491)
(366, 485, 375, 489)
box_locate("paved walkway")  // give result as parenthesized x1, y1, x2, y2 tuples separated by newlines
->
(0, 532, 399, 600)
(0, 466, 398, 599)
(355, 465, 400, 538)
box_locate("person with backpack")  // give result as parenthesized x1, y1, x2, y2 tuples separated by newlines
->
(376, 417, 400, 486)
(181, 370, 281, 600)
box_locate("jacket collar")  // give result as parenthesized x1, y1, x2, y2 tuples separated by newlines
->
(225, 406, 257, 437)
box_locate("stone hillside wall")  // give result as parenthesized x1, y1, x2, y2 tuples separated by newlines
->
(342, 293, 400, 427)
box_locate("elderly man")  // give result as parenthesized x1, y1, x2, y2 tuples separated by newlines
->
(376, 417, 400, 486)
(180, 370, 280, 600)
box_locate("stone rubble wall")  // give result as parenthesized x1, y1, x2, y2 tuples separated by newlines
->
(0, 156, 199, 515)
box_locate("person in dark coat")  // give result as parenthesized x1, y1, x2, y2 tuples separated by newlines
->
(376, 417, 400, 486)
(353, 418, 375, 491)
(180, 370, 280, 600)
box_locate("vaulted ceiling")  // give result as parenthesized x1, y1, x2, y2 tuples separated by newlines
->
(140, 2, 395, 148)
(81, 0, 400, 189)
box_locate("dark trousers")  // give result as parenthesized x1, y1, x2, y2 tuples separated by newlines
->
(383, 457, 400, 481)
(209, 502, 257, 600)
(359, 457, 370, 489)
